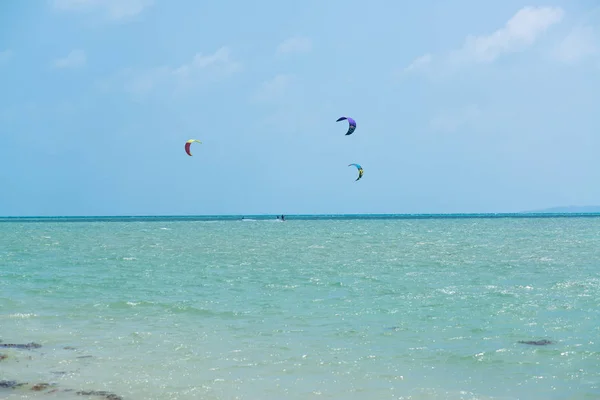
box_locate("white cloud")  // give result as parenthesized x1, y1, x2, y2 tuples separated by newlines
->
(404, 53, 432, 72)
(277, 36, 312, 54)
(53, 49, 86, 69)
(454, 6, 564, 64)
(0, 49, 12, 64)
(554, 26, 597, 64)
(51, 0, 152, 20)
(404, 6, 564, 72)
(253, 74, 294, 102)
(119, 47, 240, 95)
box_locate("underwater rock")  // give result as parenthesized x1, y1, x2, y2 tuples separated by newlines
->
(31, 383, 50, 391)
(518, 339, 553, 346)
(77, 390, 123, 400)
(0, 381, 55, 392)
(0, 343, 121, 400)
(0, 380, 27, 389)
(0, 342, 42, 349)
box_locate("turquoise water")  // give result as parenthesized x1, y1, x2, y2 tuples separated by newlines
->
(1, 217, 599, 399)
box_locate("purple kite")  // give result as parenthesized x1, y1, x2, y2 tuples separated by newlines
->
(336, 116, 356, 136)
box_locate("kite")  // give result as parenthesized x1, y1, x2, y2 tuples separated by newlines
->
(184, 139, 202, 156)
(336, 116, 356, 136)
(348, 163, 363, 181)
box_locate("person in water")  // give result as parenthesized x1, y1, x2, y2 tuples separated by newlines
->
(281, 215, 285, 221)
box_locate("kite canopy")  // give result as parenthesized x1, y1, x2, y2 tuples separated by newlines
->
(336, 116, 357, 136)
(348, 163, 364, 181)
(185, 139, 202, 156)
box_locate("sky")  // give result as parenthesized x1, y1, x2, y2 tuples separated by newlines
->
(1, 0, 599, 216)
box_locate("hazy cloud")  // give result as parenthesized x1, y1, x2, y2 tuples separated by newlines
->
(53, 49, 86, 69)
(404, 53, 432, 72)
(404, 6, 564, 73)
(554, 26, 597, 64)
(253, 74, 294, 102)
(117, 47, 241, 95)
(277, 36, 312, 54)
(0, 49, 13, 64)
(453, 6, 564, 64)
(429, 104, 482, 133)
(51, 0, 153, 20)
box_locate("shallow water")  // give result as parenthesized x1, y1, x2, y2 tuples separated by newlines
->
(1, 217, 599, 399)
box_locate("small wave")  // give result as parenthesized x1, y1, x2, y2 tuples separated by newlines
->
(517, 285, 534, 290)
(5, 313, 37, 319)
(104, 300, 156, 309)
(103, 300, 241, 318)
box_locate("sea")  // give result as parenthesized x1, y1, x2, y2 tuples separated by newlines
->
(1, 214, 599, 400)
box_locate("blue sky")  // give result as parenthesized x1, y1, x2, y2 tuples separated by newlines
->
(1, 0, 599, 216)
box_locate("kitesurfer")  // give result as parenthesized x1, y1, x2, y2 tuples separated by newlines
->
(336, 117, 356, 135)
(184, 139, 201, 156)
(348, 163, 364, 181)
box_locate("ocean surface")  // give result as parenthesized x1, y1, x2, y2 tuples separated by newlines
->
(1, 215, 599, 399)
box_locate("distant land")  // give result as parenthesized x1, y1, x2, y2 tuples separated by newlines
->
(523, 206, 600, 214)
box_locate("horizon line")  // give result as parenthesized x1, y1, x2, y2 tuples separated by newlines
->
(2, 212, 600, 222)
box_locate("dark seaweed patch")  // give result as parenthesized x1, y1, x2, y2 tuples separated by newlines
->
(0, 342, 42, 349)
(518, 339, 553, 346)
